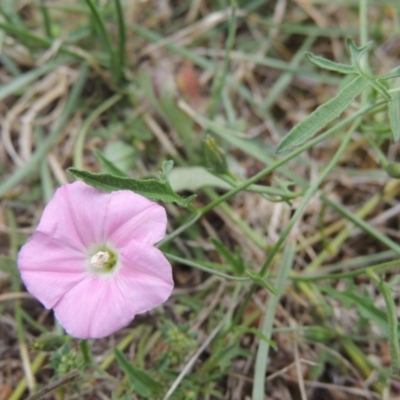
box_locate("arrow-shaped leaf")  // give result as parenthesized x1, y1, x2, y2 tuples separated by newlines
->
(277, 75, 370, 153)
(68, 160, 196, 207)
(305, 52, 355, 74)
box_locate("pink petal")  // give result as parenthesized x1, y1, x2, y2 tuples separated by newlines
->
(117, 242, 174, 314)
(53, 275, 137, 339)
(36, 181, 110, 249)
(18, 232, 87, 309)
(53, 243, 174, 338)
(105, 192, 167, 247)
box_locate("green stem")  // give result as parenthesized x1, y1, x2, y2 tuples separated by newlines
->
(84, 0, 119, 84)
(114, 0, 126, 80)
(291, 258, 400, 282)
(209, 2, 236, 118)
(39, 0, 53, 38)
(367, 269, 400, 374)
(159, 101, 383, 249)
(164, 253, 248, 281)
(252, 244, 295, 400)
(235, 119, 359, 324)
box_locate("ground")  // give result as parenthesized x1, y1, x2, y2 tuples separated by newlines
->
(1, 1, 400, 399)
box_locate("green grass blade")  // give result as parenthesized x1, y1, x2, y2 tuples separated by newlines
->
(0, 20, 50, 46)
(0, 63, 57, 100)
(252, 243, 295, 400)
(83, 0, 119, 84)
(389, 89, 400, 142)
(39, 0, 53, 38)
(367, 271, 400, 374)
(113, 0, 126, 76)
(323, 196, 400, 255)
(209, 3, 236, 118)
(114, 348, 163, 396)
(276, 75, 370, 153)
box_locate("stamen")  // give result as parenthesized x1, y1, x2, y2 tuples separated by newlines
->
(90, 251, 110, 268)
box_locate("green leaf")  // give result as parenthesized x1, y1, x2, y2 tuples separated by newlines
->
(203, 135, 231, 175)
(246, 270, 278, 296)
(370, 79, 391, 101)
(347, 39, 373, 74)
(389, 90, 400, 142)
(380, 65, 400, 80)
(234, 326, 277, 350)
(379, 280, 400, 374)
(383, 162, 400, 179)
(103, 141, 137, 172)
(0, 62, 56, 101)
(277, 75, 370, 153)
(114, 348, 163, 396)
(68, 161, 196, 207)
(211, 238, 245, 274)
(169, 166, 231, 192)
(322, 286, 391, 336)
(93, 149, 127, 177)
(31, 333, 72, 352)
(169, 166, 297, 199)
(305, 52, 355, 74)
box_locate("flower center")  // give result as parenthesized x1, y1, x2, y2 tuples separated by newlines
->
(90, 251, 110, 267)
(88, 246, 118, 274)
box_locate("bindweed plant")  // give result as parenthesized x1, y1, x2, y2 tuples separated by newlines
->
(1, 0, 400, 399)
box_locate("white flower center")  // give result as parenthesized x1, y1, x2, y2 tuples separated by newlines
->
(90, 251, 110, 268)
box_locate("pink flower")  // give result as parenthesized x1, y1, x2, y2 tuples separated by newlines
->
(18, 181, 174, 339)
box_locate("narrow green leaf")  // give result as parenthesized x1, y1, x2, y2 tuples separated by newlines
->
(380, 65, 400, 80)
(389, 90, 400, 142)
(203, 135, 230, 176)
(252, 243, 295, 400)
(380, 281, 400, 374)
(114, 348, 163, 396)
(68, 162, 196, 208)
(305, 52, 355, 74)
(347, 38, 373, 73)
(113, 0, 126, 77)
(277, 75, 370, 153)
(246, 270, 278, 296)
(79, 340, 92, 366)
(383, 162, 400, 179)
(211, 238, 244, 274)
(39, 0, 53, 38)
(83, 0, 119, 84)
(93, 149, 128, 177)
(0, 63, 56, 100)
(322, 286, 391, 336)
(370, 79, 391, 101)
(367, 270, 400, 375)
(0, 21, 50, 47)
